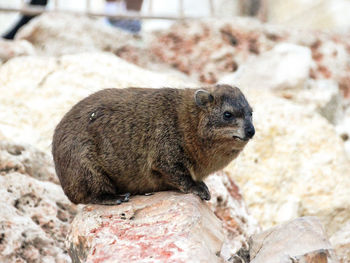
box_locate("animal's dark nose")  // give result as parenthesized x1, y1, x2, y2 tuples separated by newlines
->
(245, 125, 255, 139)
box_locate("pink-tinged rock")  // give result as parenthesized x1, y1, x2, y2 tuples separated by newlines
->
(67, 192, 225, 263)
(205, 171, 260, 260)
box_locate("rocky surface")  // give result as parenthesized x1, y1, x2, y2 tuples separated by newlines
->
(249, 217, 338, 263)
(0, 39, 35, 62)
(68, 192, 224, 263)
(220, 43, 313, 91)
(15, 13, 136, 57)
(0, 142, 76, 263)
(0, 141, 58, 184)
(67, 172, 260, 263)
(150, 18, 350, 84)
(330, 221, 350, 263)
(205, 171, 260, 259)
(1, 11, 350, 262)
(266, 0, 350, 30)
(151, 18, 273, 84)
(13, 12, 191, 77)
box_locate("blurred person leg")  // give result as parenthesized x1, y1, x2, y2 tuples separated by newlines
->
(240, 0, 267, 21)
(105, 0, 143, 34)
(125, 0, 143, 11)
(2, 0, 48, 39)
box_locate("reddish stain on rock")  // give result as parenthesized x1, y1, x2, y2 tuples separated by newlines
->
(227, 176, 243, 201)
(339, 76, 350, 99)
(318, 65, 332, 79)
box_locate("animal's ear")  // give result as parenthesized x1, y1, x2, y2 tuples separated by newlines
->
(194, 89, 214, 107)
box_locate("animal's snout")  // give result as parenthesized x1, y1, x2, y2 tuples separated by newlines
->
(245, 124, 255, 139)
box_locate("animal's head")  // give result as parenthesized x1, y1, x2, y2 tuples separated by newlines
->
(195, 84, 255, 149)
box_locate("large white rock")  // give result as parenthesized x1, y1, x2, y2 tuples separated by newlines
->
(0, 39, 35, 62)
(15, 12, 135, 56)
(330, 220, 350, 262)
(220, 43, 312, 91)
(0, 142, 76, 263)
(267, 0, 350, 30)
(249, 217, 338, 263)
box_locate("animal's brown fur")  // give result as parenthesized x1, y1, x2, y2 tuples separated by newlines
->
(52, 84, 254, 204)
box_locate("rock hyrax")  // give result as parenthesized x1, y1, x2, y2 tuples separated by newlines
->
(52, 84, 255, 205)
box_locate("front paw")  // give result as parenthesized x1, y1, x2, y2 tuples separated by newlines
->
(190, 181, 211, 201)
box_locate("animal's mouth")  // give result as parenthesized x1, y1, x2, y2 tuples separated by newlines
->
(233, 136, 249, 141)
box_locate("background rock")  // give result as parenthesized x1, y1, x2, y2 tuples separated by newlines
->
(336, 107, 350, 160)
(249, 217, 338, 263)
(0, 39, 35, 62)
(15, 12, 136, 57)
(13, 11, 175, 72)
(0, 141, 76, 263)
(223, 43, 312, 91)
(150, 18, 350, 85)
(0, 141, 58, 184)
(267, 0, 350, 30)
(330, 221, 350, 263)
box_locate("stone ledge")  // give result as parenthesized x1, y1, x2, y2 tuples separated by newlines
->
(67, 191, 224, 263)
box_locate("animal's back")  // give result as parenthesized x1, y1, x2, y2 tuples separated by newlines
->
(52, 88, 183, 203)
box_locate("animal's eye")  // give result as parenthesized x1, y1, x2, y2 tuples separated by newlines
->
(223, 111, 234, 120)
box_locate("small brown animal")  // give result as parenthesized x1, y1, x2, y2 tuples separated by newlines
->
(52, 84, 254, 205)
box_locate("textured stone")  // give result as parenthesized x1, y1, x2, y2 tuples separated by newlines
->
(222, 43, 312, 91)
(67, 171, 259, 262)
(67, 192, 224, 263)
(267, 0, 350, 30)
(336, 107, 350, 159)
(0, 141, 58, 184)
(0, 142, 76, 263)
(249, 217, 338, 263)
(0, 39, 35, 62)
(14, 12, 162, 70)
(330, 221, 350, 263)
(15, 12, 134, 57)
(150, 18, 277, 84)
(205, 171, 260, 260)
(150, 18, 350, 86)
